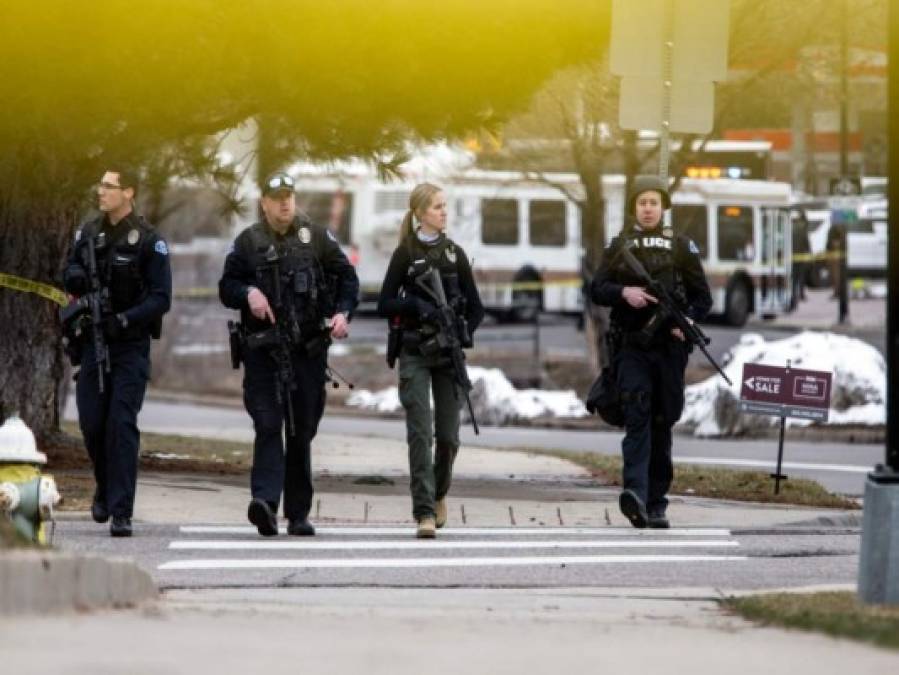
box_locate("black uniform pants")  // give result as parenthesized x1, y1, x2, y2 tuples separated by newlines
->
(615, 339, 689, 513)
(242, 347, 327, 521)
(76, 339, 151, 519)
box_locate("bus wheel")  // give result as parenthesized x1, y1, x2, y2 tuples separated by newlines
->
(725, 281, 750, 327)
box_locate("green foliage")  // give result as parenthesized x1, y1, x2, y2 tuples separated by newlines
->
(0, 1, 610, 203)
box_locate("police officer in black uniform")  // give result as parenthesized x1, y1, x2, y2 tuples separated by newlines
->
(378, 182, 484, 538)
(63, 166, 172, 537)
(591, 176, 712, 529)
(219, 171, 359, 537)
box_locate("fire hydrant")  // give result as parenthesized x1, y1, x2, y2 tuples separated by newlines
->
(0, 415, 61, 544)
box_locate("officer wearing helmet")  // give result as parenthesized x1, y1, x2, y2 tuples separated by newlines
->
(591, 175, 712, 529)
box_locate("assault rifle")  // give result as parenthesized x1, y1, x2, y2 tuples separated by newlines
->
(59, 233, 111, 393)
(414, 267, 479, 435)
(249, 247, 303, 436)
(616, 242, 733, 386)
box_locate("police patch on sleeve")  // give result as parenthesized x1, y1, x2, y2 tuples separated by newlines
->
(326, 229, 337, 243)
(155, 240, 169, 256)
(688, 239, 700, 255)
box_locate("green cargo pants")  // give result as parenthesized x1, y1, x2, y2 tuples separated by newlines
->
(398, 348, 461, 520)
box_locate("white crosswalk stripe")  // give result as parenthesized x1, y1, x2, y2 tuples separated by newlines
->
(159, 525, 746, 573)
(179, 526, 733, 537)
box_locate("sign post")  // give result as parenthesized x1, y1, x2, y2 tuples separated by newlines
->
(610, 0, 730, 179)
(857, 0, 899, 606)
(739, 361, 832, 494)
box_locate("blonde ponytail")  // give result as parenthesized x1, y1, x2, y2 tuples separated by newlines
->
(398, 182, 443, 245)
(399, 209, 415, 244)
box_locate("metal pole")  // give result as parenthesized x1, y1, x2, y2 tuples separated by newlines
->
(532, 307, 541, 387)
(839, 225, 849, 324)
(773, 416, 787, 495)
(839, 0, 850, 178)
(771, 359, 791, 495)
(885, 0, 899, 476)
(658, 0, 675, 183)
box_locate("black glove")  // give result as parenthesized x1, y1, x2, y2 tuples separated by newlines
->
(413, 297, 438, 322)
(63, 264, 89, 296)
(103, 313, 128, 339)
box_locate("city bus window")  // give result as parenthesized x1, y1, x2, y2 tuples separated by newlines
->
(529, 200, 566, 246)
(296, 191, 354, 244)
(717, 205, 755, 262)
(671, 204, 708, 258)
(481, 198, 519, 245)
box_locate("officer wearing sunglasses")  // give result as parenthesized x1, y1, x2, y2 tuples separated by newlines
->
(219, 171, 359, 537)
(61, 166, 172, 538)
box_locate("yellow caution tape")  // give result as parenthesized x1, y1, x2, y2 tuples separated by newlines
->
(792, 251, 845, 263)
(0, 273, 67, 307)
(174, 287, 218, 299)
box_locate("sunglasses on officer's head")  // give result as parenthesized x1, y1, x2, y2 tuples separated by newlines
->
(266, 175, 295, 191)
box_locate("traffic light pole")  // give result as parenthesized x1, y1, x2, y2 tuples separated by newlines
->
(857, 0, 899, 605)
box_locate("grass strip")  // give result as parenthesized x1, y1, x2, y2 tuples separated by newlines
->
(538, 450, 859, 509)
(52, 423, 857, 510)
(723, 591, 899, 651)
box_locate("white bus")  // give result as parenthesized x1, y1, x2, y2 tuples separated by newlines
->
(289, 168, 601, 321)
(287, 167, 793, 326)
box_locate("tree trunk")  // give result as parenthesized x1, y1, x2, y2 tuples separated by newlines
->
(577, 166, 609, 372)
(0, 202, 77, 447)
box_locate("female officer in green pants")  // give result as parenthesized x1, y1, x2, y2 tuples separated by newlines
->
(378, 182, 484, 538)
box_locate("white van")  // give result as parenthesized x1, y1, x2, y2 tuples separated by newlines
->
(847, 199, 888, 277)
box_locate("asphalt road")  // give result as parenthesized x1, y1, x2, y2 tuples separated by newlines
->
(342, 313, 886, 361)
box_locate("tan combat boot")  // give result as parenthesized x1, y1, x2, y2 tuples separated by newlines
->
(435, 498, 447, 529)
(416, 517, 436, 539)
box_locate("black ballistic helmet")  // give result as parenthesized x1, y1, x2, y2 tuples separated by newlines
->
(627, 175, 671, 215)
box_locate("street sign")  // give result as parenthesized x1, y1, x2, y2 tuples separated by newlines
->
(611, 0, 730, 135)
(739, 363, 832, 422)
(830, 176, 862, 196)
(619, 78, 715, 134)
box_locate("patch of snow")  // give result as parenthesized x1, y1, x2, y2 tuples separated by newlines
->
(346, 366, 588, 423)
(680, 331, 885, 437)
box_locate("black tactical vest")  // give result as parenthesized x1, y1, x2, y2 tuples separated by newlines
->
(247, 221, 327, 328)
(624, 229, 687, 307)
(78, 216, 153, 313)
(403, 234, 464, 310)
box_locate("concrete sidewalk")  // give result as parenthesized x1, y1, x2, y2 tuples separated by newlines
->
(64, 425, 861, 531)
(3, 586, 895, 675)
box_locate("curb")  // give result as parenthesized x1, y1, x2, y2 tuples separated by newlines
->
(0, 551, 157, 615)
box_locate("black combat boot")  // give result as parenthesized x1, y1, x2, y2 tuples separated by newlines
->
(91, 490, 109, 524)
(647, 509, 670, 529)
(287, 519, 316, 536)
(619, 489, 648, 529)
(110, 516, 132, 537)
(248, 498, 278, 537)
